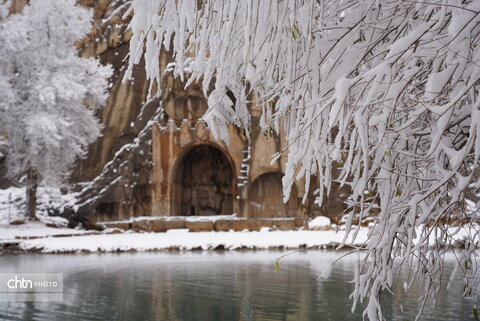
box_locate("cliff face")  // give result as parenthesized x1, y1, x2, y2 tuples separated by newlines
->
(75, 0, 148, 181)
(70, 1, 163, 222)
(5, 0, 349, 223)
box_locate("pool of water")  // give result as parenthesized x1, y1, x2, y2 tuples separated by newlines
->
(0, 250, 475, 320)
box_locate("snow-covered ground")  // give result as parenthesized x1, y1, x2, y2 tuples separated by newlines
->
(0, 186, 366, 253)
(1, 224, 474, 254)
(0, 187, 476, 255)
(0, 221, 89, 241)
(0, 186, 75, 226)
(14, 228, 369, 253)
(0, 186, 88, 243)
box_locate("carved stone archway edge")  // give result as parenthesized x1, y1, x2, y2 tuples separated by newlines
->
(151, 119, 245, 217)
(170, 142, 237, 216)
(247, 171, 300, 218)
(249, 170, 301, 196)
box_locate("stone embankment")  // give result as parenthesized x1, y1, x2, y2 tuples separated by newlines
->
(99, 215, 306, 233)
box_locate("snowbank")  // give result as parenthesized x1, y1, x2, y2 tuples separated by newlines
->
(308, 216, 331, 229)
(17, 229, 370, 253)
(1, 223, 476, 254)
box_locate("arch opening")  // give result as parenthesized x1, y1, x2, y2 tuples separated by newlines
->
(248, 172, 299, 218)
(174, 145, 234, 216)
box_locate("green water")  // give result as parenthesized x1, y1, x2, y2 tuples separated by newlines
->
(0, 251, 475, 320)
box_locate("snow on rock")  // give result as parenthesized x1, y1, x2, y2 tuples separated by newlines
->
(103, 214, 240, 224)
(308, 216, 331, 230)
(38, 215, 69, 228)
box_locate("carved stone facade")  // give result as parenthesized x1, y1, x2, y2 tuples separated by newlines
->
(151, 120, 244, 217)
(148, 77, 328, 220)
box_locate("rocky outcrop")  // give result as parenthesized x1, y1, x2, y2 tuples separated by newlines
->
(70, 1, 165, 222)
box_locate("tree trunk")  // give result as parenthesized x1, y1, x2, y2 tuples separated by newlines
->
(25, 168, 38, 220)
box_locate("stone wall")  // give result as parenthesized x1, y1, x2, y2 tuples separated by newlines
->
(248, 172, 299, 218)
(151, 119, 246, 217)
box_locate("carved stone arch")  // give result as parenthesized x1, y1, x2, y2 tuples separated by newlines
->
(172, 143, 236, 216)
(248, 172, 299, 218)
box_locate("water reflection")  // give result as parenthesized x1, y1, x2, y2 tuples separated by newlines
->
(0, 251, 475, 321)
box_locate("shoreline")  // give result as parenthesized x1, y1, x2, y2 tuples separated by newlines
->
(1, 228, 367, 255)
(1, 220, 474, 256)
(0, 242, 352, 255)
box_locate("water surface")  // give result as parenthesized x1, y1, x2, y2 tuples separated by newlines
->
(0, 251, 475, 320)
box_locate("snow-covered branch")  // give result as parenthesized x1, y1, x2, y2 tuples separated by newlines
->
(126, 0, 480, 319)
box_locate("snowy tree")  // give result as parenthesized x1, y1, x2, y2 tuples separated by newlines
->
(0, 0, 9, 20)
(0, 0, 112, 219)
(126, 0, 480, 319)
